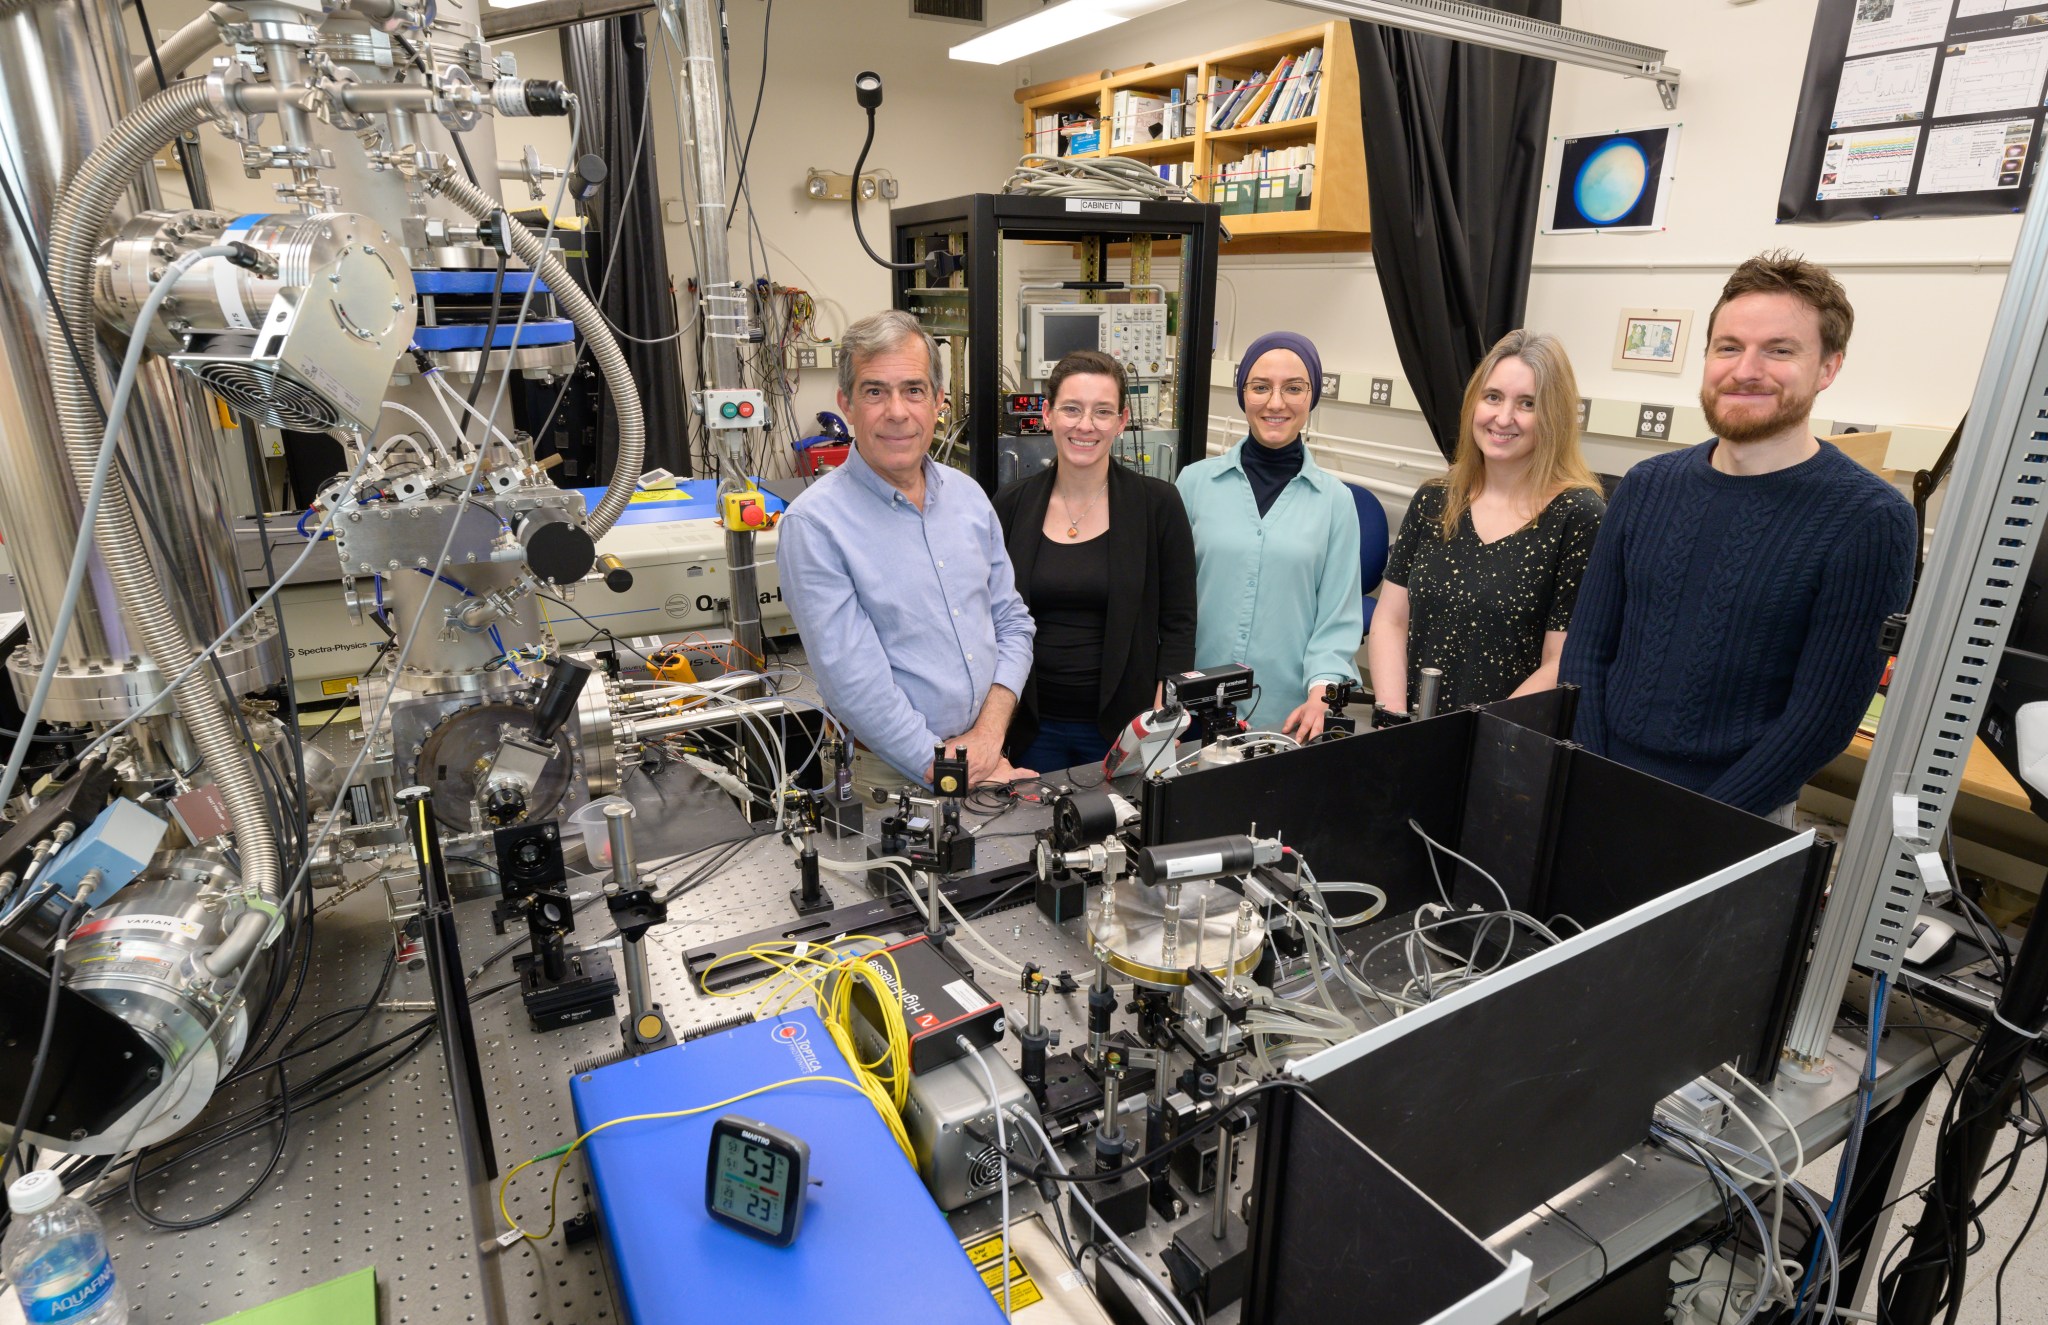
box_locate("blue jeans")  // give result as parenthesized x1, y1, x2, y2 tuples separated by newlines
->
(1020, 717, 1110, 776)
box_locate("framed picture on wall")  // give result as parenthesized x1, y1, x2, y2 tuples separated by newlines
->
(1613, 308, 1692, 374)
(1543, 124, 1681, 233)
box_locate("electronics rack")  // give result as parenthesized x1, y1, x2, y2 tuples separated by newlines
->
(888, 193, 1223, 493)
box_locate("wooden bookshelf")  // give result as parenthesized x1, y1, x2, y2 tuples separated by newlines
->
(1015, 21, 1370, 252)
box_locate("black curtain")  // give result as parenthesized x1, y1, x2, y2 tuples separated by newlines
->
(1351, 7, 1559, 461)
(560, 13, 690, 479)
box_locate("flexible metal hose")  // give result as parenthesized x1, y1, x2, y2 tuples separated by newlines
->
(429, 169, 646, 536)
(42, 78, 279, 976)
(132, 4, 235, 93)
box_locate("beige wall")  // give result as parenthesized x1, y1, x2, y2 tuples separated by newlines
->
(1024, 0, 2021, 520)
(594, 0, 1035, 448)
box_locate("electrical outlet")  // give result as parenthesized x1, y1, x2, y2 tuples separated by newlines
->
(782, 344, 836, 372)
(1321, 372, 1341, 399)
(1834, 421, 1876, 434)
(1578, 398, 1592, 430)
(1369, 378, 1393, 407)
(806, 170, 897, 203)
(1636, 404, 1675, 440)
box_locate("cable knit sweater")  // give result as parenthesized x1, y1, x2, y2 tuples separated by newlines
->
(1559, 439, 1914, 816)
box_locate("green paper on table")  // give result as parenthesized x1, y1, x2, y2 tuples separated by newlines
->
(204, 1267, 375, 1324)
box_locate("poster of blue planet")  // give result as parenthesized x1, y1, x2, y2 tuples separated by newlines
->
(1545, 124, 1679, 233)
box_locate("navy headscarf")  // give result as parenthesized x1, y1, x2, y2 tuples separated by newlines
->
(1234, 332, 1322, 516)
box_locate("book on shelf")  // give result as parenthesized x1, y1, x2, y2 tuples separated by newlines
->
(1208, 73, 1251, 130)
(1215, 144, 1316, 214)
(1153, 161, 1192, 190)
(1231, 63, 1279, 128)
(1273, 45, 1322, 121)
(1247, 55, 1293, 126)
(1031, 112, 1059, 157)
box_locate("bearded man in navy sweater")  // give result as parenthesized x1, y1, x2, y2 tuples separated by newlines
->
(1560, 252, 1915, 823)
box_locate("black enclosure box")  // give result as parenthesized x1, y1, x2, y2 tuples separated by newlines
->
(1197, 693, 1831, 1306)
(1242, 1092, 1529, 1325)
(1141, 690, 1823, 1082)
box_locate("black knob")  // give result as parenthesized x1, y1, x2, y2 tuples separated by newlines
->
(597, 552, 633, 593)
(568, 153, 607, 203)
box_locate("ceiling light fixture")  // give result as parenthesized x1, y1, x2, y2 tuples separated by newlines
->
(948, 0, 1188, 65)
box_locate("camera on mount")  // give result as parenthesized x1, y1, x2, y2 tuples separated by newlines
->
(1164, 664, 1255, 743)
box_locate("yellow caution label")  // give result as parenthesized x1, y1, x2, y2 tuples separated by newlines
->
(320, 677, 357, 696)
(628, 488, 690, 505)
(962, 1237, 1044, 1311)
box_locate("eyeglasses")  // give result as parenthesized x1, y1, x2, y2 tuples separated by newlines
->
(1053, 404, 1123, 425)
(1244, 381, 1311, 402)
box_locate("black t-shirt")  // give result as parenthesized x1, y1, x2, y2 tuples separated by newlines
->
(1029, 529, 1111, 720)
(1384, 484, 1605, 711)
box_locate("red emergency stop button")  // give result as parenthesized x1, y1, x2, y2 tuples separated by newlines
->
(738, 401, 756, 418)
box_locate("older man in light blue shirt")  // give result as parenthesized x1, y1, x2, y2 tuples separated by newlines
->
(777, 311, 1036, 786)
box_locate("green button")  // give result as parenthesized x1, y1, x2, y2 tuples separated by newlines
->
(720, 401, 738, 418)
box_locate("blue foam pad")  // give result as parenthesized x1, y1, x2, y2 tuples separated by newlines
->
(412, 270, 550, 296)
(411, 320, 575, 351)
(568, 1009, 1002, 1324)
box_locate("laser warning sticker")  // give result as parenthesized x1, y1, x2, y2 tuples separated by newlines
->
(963, 1234, 1045, 1311)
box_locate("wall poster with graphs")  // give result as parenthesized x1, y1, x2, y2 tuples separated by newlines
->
(1778, 0, 2048, 222)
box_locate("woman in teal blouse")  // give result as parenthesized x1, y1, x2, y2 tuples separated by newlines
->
(1175, 331, 1363, 739)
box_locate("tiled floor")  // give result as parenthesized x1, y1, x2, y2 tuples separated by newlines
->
(1796, 1079, 2048, 1325)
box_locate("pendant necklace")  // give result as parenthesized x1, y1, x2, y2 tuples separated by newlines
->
(1063, 482, 1107, 539)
